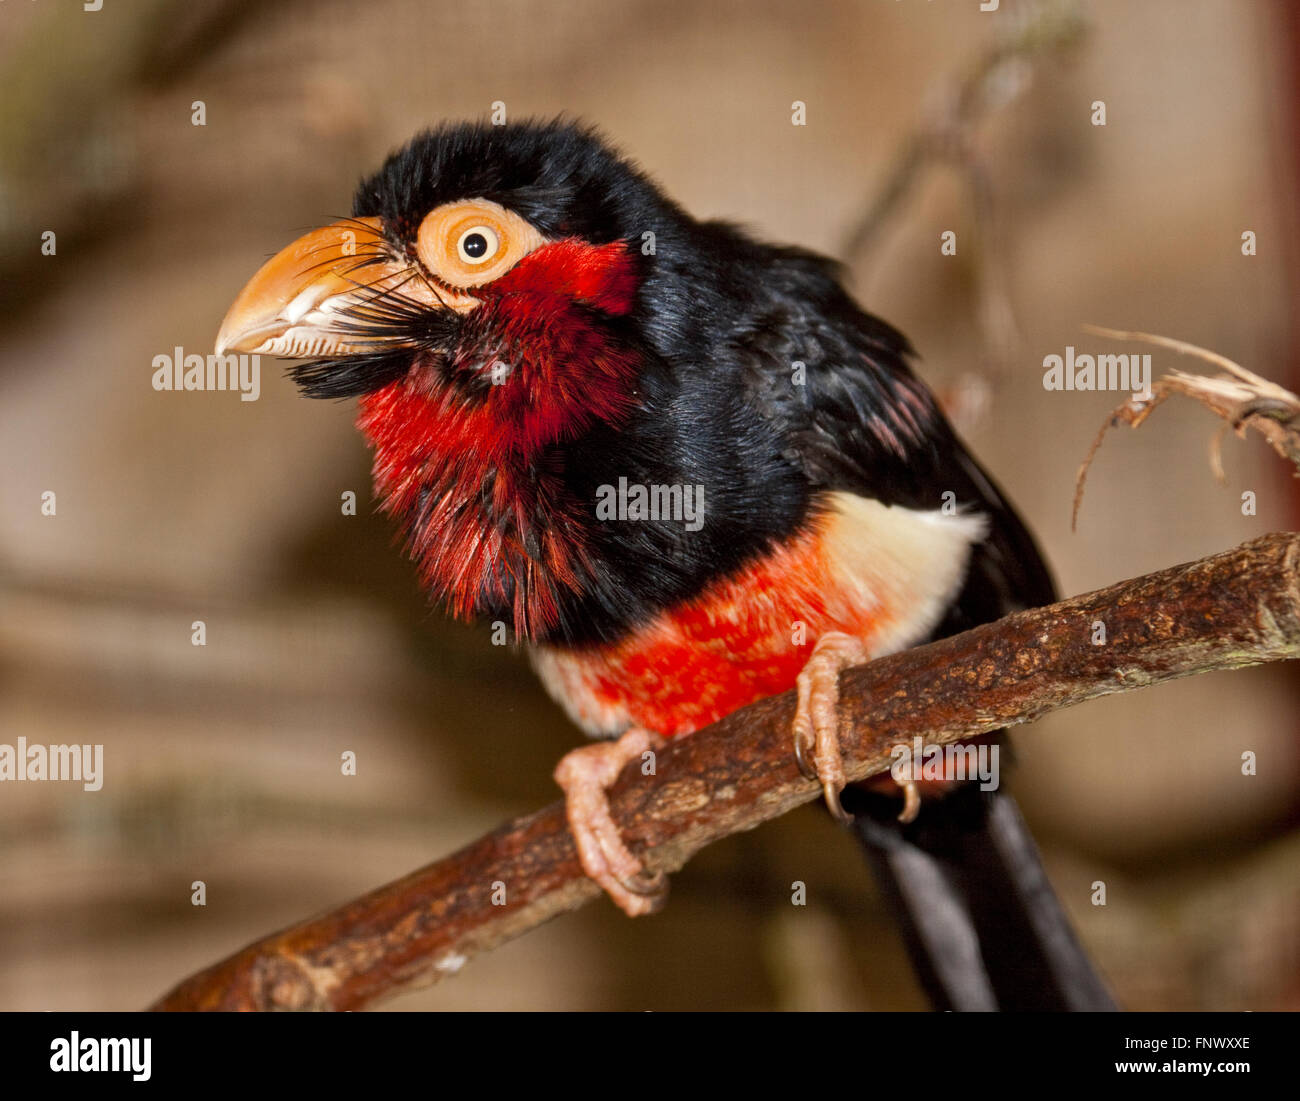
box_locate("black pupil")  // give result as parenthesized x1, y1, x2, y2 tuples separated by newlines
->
(462, 232, 489, 259)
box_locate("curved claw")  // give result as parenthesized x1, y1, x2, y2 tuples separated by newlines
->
(897, 780, 921, 824)
(618, 868, 669, 897)
(821, 779, 853, 826)
(793, 723, 818, 781)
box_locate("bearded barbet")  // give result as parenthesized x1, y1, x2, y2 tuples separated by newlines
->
(217, 120, 1115, 1011)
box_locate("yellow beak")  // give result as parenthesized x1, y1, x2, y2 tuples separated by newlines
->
(215, 217, 448, 358)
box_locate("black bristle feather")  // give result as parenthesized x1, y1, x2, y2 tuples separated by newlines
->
(290, 284, 464, 399)
(290, 351, 415, 400)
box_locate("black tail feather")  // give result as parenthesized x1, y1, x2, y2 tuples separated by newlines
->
(846, 784, 1118, 1012)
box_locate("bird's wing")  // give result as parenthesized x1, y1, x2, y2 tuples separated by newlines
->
(735, 252, 1056, 622)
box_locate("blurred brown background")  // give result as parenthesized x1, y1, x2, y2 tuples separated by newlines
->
(1, 0, 1298, 1011)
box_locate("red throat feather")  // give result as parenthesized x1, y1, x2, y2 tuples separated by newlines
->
(356, 239, 642, 637)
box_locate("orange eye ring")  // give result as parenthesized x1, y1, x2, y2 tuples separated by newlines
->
(415, 199, 546, 288)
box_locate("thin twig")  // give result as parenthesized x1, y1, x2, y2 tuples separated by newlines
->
(843, 0, 1087, 259)
(843, 0, 1087, 404)
(1073, 326, 1300, 529)
(152, 532, 1300, 1011)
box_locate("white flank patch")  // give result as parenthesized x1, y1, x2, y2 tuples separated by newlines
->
(820, 491, 987, 658)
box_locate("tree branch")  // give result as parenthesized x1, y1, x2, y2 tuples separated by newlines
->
(150, 532, 1300, 1011)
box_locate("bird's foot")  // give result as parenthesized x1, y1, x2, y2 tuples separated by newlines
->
(554, 726, 668, 916)
(793, 632, 923, 825)
(793, 632, 868, 824)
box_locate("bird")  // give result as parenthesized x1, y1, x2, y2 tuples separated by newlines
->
(216, 118, 1116, 1011)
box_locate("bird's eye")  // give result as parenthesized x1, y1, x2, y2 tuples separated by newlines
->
(456, 227, 498, 265)
(415, 199, 546, 289)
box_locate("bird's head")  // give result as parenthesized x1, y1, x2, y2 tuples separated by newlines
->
(217, 120, 689, 634)
(218, 119, 681, 438)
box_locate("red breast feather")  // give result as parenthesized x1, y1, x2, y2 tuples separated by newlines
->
(357, 239, 641, 638)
